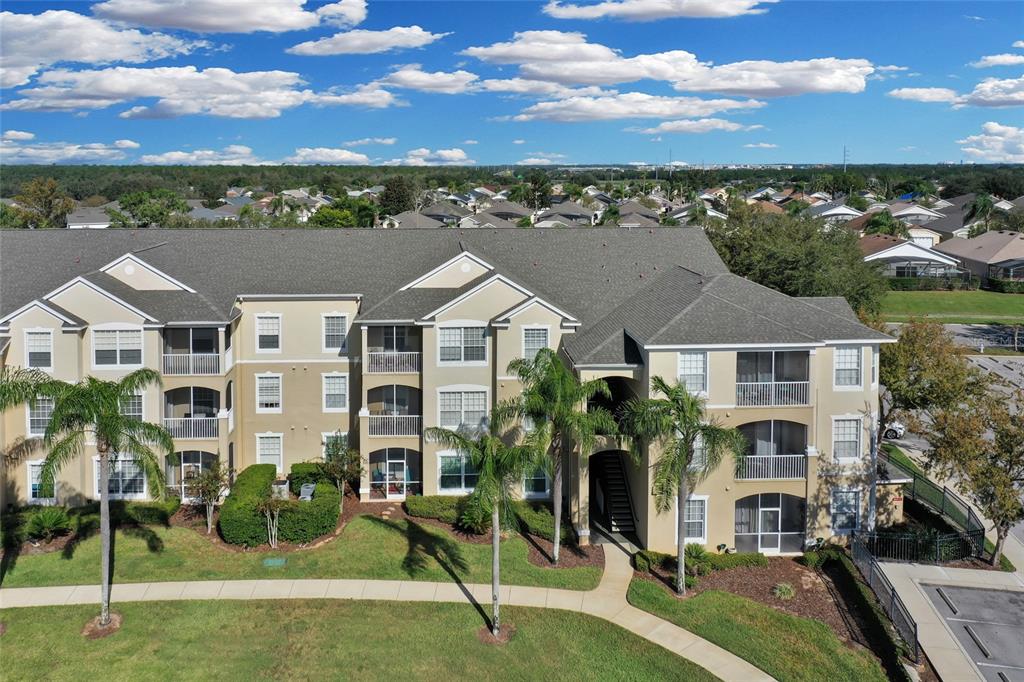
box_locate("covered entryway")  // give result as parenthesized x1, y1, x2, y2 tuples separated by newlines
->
(734, 493, 806, 554)
(368, 448, 422, 500)
(166, 450, 218, 500)
(589, 450, 638, 545)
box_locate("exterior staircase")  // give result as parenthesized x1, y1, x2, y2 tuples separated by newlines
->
(593, 453, 637, 535)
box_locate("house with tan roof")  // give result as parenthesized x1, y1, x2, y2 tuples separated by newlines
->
(934, 230, 1024, 283)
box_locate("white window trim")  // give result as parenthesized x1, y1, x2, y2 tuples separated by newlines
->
(254, 313, 282, 354)
(436, 449, 478, 496)
(255, 372, 283, 414)
(24, 328, 54, 372)
(521, 324, 551, 361)
(831, 488, 862, 535)
(321, 312, 349, 353)
(255, 432, 284, 473)
(523, 468, 551, 500)
(321, 431, 349, 458)
(831, 415, 864, 464)
(25, 396, 55, 438)
(27, 459, 56, 505)
(674, 494, 709, 546)
(321, 371, 349, 413)
(436, 320, 488, 367)
(120, 390, 146, 423)
(90, 324, 144, 371)
(92, 455, 148, 501)
(871, 348, 879, 390)
(677, 350, 709, 397)
(832, 346, 863, 391)
(436, 384, 490, 432)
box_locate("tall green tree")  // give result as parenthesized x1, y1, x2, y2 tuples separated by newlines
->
(110, 189, 189, 227)
(13, 177, 76, 228)
(864, 210, 910, 238)
(526, 171, 552, 210)
(618, 377, 745, 596)
(503, 349, 616, 564)
(426, 410, 543, 636)
(0, 368, 173, 628)
(379, 176, 415, 216)
(967, 193, 995, 236)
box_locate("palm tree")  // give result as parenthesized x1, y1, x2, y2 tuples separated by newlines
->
(618, 377, 745, 596)
(425, 411, 542, 636)
(967, 193, 995, 234)
(864, 210, 910, 238)
(504, 349, 616, 563)
(0, 368, 173, 627)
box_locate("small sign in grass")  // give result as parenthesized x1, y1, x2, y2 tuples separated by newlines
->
(263, 557, 287, 568)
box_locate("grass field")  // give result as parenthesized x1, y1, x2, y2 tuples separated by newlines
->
(627, 581, 887, 682)
(881, 290, 1024, 324)
(0, 515, 600, 591)
(881, 443, 926, 477)
(0, 600, 717, 682)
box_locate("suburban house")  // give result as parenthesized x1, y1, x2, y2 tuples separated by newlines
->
(934, 230, 1024, 284)
(804, 201, 864, 225)
(858, 234, 964, 279)
(421, 201, 471, 225)
(66, 202, 120, 229)
(842, 212, 944, 248)
(0, 228, 895, 556)
(534, 202, 595, 227)
(485, 200, 533, 223)
(458, 213, 518, 229)
(380, 211, 446, 229)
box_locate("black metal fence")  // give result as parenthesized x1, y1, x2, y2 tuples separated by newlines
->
(850, 537, 920, 664)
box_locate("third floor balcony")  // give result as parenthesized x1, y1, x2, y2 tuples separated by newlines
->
(163, 328, 221, 376)
(735, 351, 810, 407)
(366, 325, 421, 374)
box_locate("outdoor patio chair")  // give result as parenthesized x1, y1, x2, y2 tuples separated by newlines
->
(299, 482, 316, 501)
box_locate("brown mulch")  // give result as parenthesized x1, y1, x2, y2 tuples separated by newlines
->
(81, 613, 122, 639)
(476, 622, 516, 645)
(943, 556, 1004, 571)
(8, 533, 74, 557)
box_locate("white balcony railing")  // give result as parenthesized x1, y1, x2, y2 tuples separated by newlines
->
(164, 417, 220, 440)
(368, 415, 422, 437)
(735, 381, 810, 407)
(162, 353, 221, 376)
(736, 454, 806, 480)
(367, 352, 421, 374)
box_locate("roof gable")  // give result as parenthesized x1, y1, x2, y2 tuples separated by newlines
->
(100, 253, 196, 292)
(402, 251, 494, 290)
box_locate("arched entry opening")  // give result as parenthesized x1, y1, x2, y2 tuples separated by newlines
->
(588, 450, 637, 542)
(735, 493, 806, 554)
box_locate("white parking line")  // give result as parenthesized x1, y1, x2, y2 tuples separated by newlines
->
(949, 617, 1024, 628)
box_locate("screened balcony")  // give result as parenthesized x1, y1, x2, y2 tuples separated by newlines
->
(366, 326, 421, 374)
(735, 351, 810, 407)
(736, 420, 807, 480)
(367, 385, 421, 437)
(164, 387, 221, 439)
(163, 328, 220, 375)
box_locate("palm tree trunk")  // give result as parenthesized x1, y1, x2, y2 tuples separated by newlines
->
(98, 446, 112, 626)
(491, 503, 501, 636)
(552, 438, 564, 565)
(676, 477, 687, 597)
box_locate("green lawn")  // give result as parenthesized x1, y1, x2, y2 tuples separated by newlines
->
(881, 443, 926, 477)
(0, 515, 600, 591)
(881, 290, 1024, 324)
(0, 600, 718, 682)
(628, 580, 887, 682)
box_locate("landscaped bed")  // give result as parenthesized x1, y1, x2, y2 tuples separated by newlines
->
(0, 600, 718, 681)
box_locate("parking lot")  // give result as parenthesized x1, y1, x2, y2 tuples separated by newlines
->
(923, 584, 1024, 681)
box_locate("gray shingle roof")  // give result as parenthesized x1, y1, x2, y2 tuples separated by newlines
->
(389, 211, 445, 229)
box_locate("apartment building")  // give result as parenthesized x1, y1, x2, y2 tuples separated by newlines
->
(0, 228, 893, 554)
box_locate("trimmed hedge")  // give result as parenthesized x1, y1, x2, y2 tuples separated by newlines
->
(634, 548, 768, 577)
(987, 278, 1024, 294)
(219, 464, 277, 546)
(405, 495, 462, 525)
(278, 482, 340, 543)
(403, 495, 573, 543)
(72, 498, 182, 526)
(887, 276, 979, 291)
(288, 463, 325, 496)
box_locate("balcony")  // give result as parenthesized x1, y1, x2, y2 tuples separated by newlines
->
(736, 381, 810, 407)
(163, 353, 221, 376)
(164, 417, 220, 440)
(368, 415, 422, 437)
(367, 352, 421, 374)
(736, 454, 806, 480)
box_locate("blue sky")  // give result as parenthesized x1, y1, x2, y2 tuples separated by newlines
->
(1, 0, 1022, 166)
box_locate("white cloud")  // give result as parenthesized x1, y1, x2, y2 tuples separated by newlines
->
(1014, 41, 1024, 49)
(0, 9, 204, 87)
(887, 87, 960, 103)
(479, 77, 613, 98)
(92, 0, 366, 32)
(511, 92, 763, 122)
(463, 31, 875, 97)
(970, 54, 1024, 68)
(284, 147, 371, 164)
(287, 26, 448, 56)
(899, 146, 916, 152)
(384, 147, 473, 166)
(964, 14, 985, 21)
(516, 157, 559, 165)
(1, 139, 131, 164)
(877, 65, 909, 72)
(2, 130, 35, 141)
(631, 118, 755, 134)
(1, 66, 401, 118)
(512, 139, 526, 144)
(525, 151, 566, 159)
(888, 77, 1024, 108)
(957, 121, 1024, 162)
(743, 142, 778, 148)
(543, 0, 774, 21)
(343, 137, 397, 146)
(140, 144, 264, 165)
(462, 139, 479, 145)
(114, 139, 141, 148)
(378, 64, 479, 94)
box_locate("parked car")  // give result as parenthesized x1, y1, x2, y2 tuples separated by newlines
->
(883, 420, 906, 440)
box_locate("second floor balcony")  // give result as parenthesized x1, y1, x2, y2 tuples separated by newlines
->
(736, 420, 807, 480)
(163, 328, 220, 376)
(366, 384, 421, 437)
(164, 386, 221, 440)
(736, 351, 810, 407)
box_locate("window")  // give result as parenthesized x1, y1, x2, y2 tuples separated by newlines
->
(871, 349, 879, 387)
(97, 456, 146, 499)
(439, 452, 479, 493)
(524, 467, 549, 498)
(832, 490, 860, 534)
(689, 435, 707, 470)
(256, 374, 282, 412)
(322, 373, 348, 412)
(677, 352, 707, 394)
(522, 327, 549, 361)
(834, 346, 862, 387)
(256, 434, 283, 472)
(25, 330, 53, 369)
(439, 390, 487, 432)
(120, 393, 143, 421)
(833, 418, 862, 461)
(28, 461, 55, 503)
(323, 315, 347, 352)
(439, 326, 486, 364)
(27, 397, 54, 437)
(322, 432, 349, 459)
(93, 329, 142, 367)
(255, 315, 281, 352)
(684, 498, 707, 542)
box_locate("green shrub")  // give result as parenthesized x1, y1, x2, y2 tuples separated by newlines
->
(25, 507, 71, 542)
(801, 551, 824, 569)
(988, 279, 1024, 294)
(404, 496, 573, 543)
(772, 582, 796, 600)
(404, 495, 462, 525)
(71, 498, 181, 526)
(456, 492, 492, 535)
(219, 464, 277, 546)
(634, 550, 674, 573)
(707, 552, 769, 571)
(511, 501, 572, 543)
(288, 463, 325, 496)
(278, 482, 340, 543)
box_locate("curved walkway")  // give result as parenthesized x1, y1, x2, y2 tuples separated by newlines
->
(0, 544, 773, 682)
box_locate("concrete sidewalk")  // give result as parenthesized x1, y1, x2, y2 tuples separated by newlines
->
(0, 544, 773, 682)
